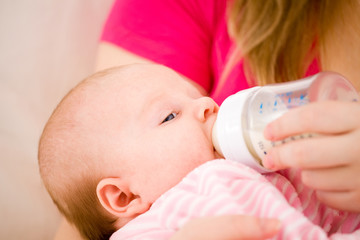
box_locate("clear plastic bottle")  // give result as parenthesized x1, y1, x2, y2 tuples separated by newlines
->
(212, 72, 359, 172)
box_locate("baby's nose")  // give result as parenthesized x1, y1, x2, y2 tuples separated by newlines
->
(193, 97, 219, 122)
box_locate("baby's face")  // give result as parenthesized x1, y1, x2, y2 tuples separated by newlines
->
(87, 64, 220, 202)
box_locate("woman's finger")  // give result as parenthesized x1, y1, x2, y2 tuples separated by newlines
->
(171, 215, 281, 240)
(263, 133, 359, 170)
(316, 190, 360, 212)
(264, 101, 360, 141)
(301, 166, 359, 191)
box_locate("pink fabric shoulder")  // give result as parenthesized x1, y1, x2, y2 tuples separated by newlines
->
(101, 0, 222, 91)
(101, 0, 319, 104)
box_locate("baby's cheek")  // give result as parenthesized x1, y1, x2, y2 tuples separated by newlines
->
(141, 164, 189, 201)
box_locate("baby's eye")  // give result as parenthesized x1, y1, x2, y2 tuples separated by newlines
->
(162, 113, 177, 123)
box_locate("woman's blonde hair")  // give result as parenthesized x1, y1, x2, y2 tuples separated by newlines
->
(223, 0, 356, 87)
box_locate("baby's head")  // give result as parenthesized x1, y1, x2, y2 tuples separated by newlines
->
(38, 63, 220, 239)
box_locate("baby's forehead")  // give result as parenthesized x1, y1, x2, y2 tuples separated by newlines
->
(66, 64, 193, 117)
(97, 65, 192, 98)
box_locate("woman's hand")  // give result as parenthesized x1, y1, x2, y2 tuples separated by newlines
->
(263, 101, 360, 212)
(171, 215, 280, 240)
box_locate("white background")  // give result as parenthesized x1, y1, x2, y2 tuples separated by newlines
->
(0, 1, 114, 239)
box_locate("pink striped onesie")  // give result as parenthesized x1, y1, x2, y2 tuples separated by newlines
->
(111, 160, 360, 239)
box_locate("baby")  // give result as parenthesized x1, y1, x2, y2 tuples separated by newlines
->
(39, 64, 360, 240)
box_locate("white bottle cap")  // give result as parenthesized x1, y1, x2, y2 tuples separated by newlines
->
(212, 87, 271, 173)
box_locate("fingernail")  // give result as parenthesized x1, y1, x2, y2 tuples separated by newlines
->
(260, 219, 281, 235)
(263, 154, 275, 170)
(264, 124, 274, 140)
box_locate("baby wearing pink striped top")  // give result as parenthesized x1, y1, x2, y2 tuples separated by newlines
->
(39, 64, 360, 240)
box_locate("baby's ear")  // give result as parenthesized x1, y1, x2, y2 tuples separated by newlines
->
(96, 178, 150, 218)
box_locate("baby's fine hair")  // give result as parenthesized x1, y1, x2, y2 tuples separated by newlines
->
(38, 66, 131, 240)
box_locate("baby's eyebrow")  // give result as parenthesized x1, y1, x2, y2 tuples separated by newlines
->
(139, 92, 167, 117)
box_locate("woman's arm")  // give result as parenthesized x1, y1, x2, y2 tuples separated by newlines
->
(95, 42, 207, 95)
(95, 42, 153, 71)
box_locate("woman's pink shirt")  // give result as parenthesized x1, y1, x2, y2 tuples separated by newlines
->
(101, 0, 319, 104)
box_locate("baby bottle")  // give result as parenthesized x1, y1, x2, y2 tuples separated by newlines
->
(212, 72, 359, 172)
